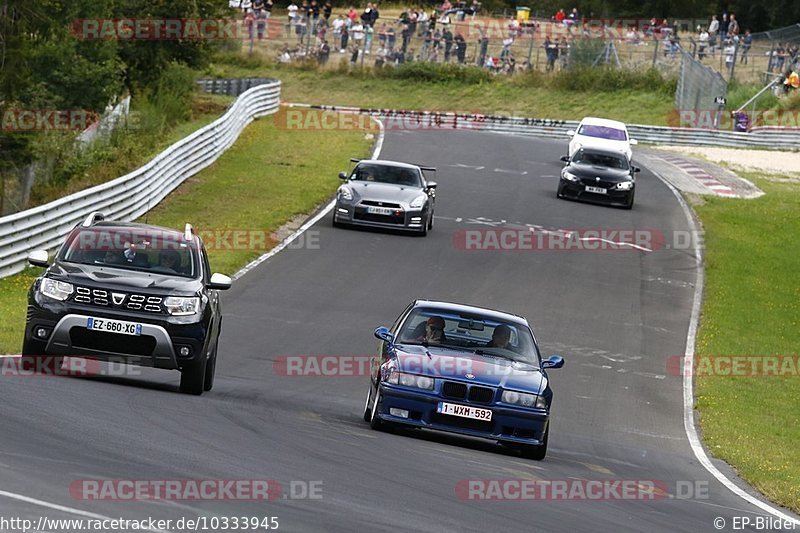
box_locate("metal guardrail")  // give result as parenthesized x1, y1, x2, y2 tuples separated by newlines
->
(196, 78, 275, 96)
(297, 105, 800, 150)
(0, 80, 281, 279)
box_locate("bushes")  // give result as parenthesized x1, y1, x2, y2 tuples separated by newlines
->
(374, 61, 493, 84)
(516, 66, 677, 94)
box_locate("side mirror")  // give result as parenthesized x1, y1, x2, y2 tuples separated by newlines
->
(28, 250, 49, 268)
(374, 326, 395, 345)
(208, 273, 232, 290)
(542, 355, 564, 369)
(426, 181, 438, 189)
(338, 171, 348, 180)
(630, 138, 638, 145)
(633, 166, 641, 173)
(559, 155, 570, 163)
(566, 130, 575, 137)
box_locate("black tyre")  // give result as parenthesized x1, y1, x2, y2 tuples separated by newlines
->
(362, 387, 373, 422)
(180, 358, 207, 395)
(427, 210, 434, 230)
(623, 191, 635, 210)
(369, 386, 384, 430)
(203, 340, 218, 392)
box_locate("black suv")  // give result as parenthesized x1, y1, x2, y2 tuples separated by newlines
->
(22, 212, 231, 395)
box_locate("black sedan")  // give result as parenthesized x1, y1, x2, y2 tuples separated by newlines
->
(556, 147, 639, 209)
(333, 159, 437, 236)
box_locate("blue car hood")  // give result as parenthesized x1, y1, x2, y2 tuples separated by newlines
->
(394, 345, 546, 393)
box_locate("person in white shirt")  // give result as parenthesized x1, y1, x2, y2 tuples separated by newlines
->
(288, 2, 299, 26)
(351, 22, 365, 44)
(698, 28, 709, 59)
(708, 15, 719, 55)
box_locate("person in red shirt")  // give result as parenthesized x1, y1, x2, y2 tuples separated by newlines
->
(555, 9, 565, 23)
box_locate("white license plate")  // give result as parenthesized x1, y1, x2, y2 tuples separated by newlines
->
(366, 206, 395, 215)
(87, 317, 142, 336)
(437, 402, 493, 421)
(585, 185, 607, 194)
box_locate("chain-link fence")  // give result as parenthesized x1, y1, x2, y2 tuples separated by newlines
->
(674, 49, 728, 128)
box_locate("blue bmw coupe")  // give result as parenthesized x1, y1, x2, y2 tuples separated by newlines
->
(364, 300, 564, 460)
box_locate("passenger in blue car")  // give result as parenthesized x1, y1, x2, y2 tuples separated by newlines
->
(488, 324, 512, 349)
(416, 316, 447, 345)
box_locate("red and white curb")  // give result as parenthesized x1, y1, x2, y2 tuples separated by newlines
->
(659, 154, 737, 198)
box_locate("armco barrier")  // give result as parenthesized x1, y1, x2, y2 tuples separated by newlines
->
(292, 105, 800, 150)
(0, 80, 281, 279)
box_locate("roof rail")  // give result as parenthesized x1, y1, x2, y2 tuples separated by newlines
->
(184, 223, 195, 241)
(81, 212, 105, 228)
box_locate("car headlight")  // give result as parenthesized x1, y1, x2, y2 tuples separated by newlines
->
(338, 187, 353, 201)
(409, 194, 427, 209)
(502, 389, 546, 408)
(616, 181, 634, 190)
(164, 296, 200, 316)
(562, 171, 580, 182)
(40, 278, 74, 301)
(389, 371, 434, 390)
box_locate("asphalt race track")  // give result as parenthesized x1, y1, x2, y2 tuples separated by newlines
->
(0, 130, 793, 532)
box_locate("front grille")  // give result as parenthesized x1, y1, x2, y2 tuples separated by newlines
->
(71, 286, 164, 314)
(579, 178, 618, 189)
(69, 328, 156, 356)
(442, 381, 467, 400)
(468, 386, 495, 404)
(354, 211, 405, 225)
(361, 200, 401, 208)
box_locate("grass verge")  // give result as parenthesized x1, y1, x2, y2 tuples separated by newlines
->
(205, 59, 677, 125)
(694, 174, 800, 513)
(0, 116, 371, 354)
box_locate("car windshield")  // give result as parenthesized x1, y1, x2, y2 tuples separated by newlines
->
(60, 228, 199, 278)
(351, 163, 422, 187)
(572, 150, 629, 170)
(578, 124, 628, 141)
(397, 308, 540, 365)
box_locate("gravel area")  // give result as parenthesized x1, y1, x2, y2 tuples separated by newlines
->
(656, 146, 800, 175)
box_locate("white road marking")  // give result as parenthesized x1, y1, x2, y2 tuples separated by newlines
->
(651, 165, 800, 525)
(493, 168, 528, 175)
(576, 237, 653, 252)
(449, 164, 485, 170)
(0, 490, 171, 533)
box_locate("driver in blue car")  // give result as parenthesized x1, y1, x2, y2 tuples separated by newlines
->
(418, 316, 446, 344)
(488, 324, 512, 349)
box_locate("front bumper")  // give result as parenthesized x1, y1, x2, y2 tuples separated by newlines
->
(24, 300, 209, 370)
(333, 202, 427, 232)
(375, 383, 549, 445)
(558, 179, 634, 207)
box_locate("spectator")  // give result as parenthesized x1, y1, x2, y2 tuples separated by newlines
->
(708, 15, 719, 56)
(332, 14, 345, 46)
(443, 27, 453, 61)
(351, 20, 365, 48)
(555, 8, 566, 24)
(340, 20, 349, 52)
(719, 13, 728, 43)
(440, 0, 452, 13)
(323, 0, 332, 21)
(387, 25, 396, 50)
(724, 39, 735, 71)
(740, 30, 752, 64)
(728, 14, 739, 42)
(287, 2, 299, 28)
(543, 36, 557, 71)
(318, 40, 330, 63)
(559, 37, 569, 68)
(256, 8, 267, 39)
(698, 27, 709, 60)
(364, 24, 374, 54)
(455, 32, 466, 63)
(244, 9, 256, 39)
(346, 6, 358, 23)
(376, 46, 388, 66)
(350, 44, 360, 64)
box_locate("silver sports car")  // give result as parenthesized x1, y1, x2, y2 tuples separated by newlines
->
(332, 159, 437, 236)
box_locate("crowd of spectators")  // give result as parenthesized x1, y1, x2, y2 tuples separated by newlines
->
(229, 1, 800, 79)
